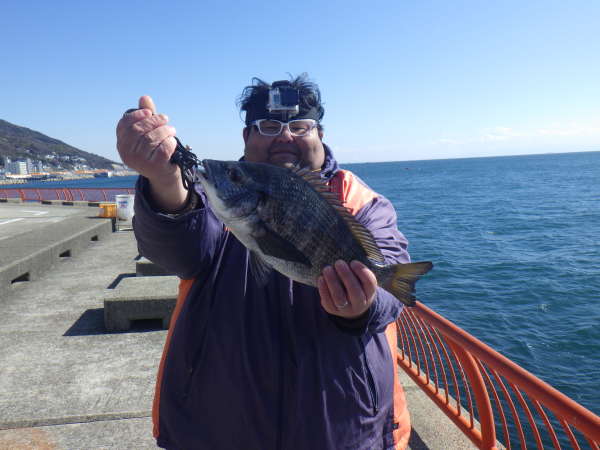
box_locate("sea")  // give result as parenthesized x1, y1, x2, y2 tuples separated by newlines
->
(3, 151, 598, 417)
(349, 151, 600, 419)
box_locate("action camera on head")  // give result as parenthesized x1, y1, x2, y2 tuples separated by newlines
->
(267, 81, 300, 120)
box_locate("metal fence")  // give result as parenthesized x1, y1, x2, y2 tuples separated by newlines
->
(0, 187, 134, 203)
(397, 302, 600, 449)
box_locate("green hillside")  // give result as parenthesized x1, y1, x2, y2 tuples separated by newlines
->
(0, 119, 118, 170)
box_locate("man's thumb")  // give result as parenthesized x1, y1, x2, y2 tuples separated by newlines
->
(138, 95, 156, 114)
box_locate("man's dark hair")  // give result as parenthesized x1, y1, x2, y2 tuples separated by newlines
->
(237, 73, 324, 129)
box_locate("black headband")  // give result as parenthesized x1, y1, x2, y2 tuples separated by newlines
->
(245, 105, 322, 125)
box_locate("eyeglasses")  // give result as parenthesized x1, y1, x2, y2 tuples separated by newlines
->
(251, 119, 318, 137)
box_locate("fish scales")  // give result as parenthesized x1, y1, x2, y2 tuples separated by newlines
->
(259, 169, 367, 279)
(196, 160, 433, 306)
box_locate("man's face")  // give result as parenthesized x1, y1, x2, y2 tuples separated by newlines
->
(243, 122, 325, 170)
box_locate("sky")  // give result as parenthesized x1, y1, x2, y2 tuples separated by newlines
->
(1, 0, 599, 164)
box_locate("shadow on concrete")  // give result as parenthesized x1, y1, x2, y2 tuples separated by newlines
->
(63, 308, 165, 336)
(106, 273, 137, 289)
(63, 308, 107, 336)
(408, 428, 430, 449)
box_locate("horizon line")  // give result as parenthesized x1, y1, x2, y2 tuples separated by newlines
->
(339, 149, 600, 165)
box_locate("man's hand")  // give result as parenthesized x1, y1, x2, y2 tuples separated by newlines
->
(116, 96, 188, 212)
(318, 260, 377, 319)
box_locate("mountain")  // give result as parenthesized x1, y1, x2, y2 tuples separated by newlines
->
(0, 119, 118, 170)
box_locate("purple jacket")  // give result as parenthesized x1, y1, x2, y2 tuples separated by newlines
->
(133, 147, 411, 449)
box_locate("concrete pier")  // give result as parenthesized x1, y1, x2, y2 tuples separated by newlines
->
(104, 276, 179, 331)
(0, 203, 475, 449)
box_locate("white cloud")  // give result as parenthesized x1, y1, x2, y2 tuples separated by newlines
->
(438, 118, 600, 146)
(331, 118, 600, 162)
(535, 120, 600, 137)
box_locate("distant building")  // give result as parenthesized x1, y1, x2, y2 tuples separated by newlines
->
(8, 161, 28, 175)
(31, 160, 44, 173)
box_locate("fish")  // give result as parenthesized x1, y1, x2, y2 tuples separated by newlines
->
(195, 159, 433, 306)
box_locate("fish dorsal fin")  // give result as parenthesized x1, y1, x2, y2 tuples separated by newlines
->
(291, 167, 386, 265)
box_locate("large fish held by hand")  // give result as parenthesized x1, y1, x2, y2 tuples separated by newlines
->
(196, 160, 432, 306)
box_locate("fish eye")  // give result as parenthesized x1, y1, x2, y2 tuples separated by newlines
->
(226, 167, 243, 184)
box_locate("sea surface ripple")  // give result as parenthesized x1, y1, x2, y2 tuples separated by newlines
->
(348, 151, 599, 414)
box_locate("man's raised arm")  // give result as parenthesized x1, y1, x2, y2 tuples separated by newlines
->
(116, 95, 189, 212)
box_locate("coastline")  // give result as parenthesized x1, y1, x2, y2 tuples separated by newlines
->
(0, 174, 138, 190)
(0, 172, 138, 187)
(0, 176, 94, 186)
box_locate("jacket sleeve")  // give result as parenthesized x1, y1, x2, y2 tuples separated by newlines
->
(132, 176, 225, 280)
(331, 194, 410, 335)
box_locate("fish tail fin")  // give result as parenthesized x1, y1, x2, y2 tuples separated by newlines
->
(378, 261, 433, 307)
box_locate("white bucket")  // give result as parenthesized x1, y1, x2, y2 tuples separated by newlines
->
(115, 194, 135, 221)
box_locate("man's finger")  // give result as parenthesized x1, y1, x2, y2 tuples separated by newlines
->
(318, 277, 335, 314)
(322, 266, 346, 304)
(131, 124, 175, 158)
(334, 260, 365, 304)
(351, 261, 377, 304)
(117, 108, 153, 136)
(139, 95, 156, 114)
(148, 135, 178, 164)
(323, 265, 353, 310)
(130, 114, 169, 136)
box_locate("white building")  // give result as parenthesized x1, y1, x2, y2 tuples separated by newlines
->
(8, 161, 28, 175)
(27, 159, 44, 173)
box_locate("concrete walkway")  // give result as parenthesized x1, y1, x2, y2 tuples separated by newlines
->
(0, 203, 475, 449)
(0, 210, 161, 448)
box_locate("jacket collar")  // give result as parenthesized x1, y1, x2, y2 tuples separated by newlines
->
(319, 144, 339, 181)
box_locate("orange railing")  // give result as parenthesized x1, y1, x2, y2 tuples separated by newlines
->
(396, 302, 600, 449)
(0, 187, 134, 203)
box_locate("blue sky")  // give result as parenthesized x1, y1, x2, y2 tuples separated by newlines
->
(2, 0, 599, 163)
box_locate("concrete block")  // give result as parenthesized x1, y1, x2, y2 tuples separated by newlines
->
(103, 276, 180, 332)
(135, 257, 172, 276)
(1, 198, 23, 203)
(0, 216, 112, 299)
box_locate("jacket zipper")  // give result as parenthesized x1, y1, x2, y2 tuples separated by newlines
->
(360, 338, 379, 415)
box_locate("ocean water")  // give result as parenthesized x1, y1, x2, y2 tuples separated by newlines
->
(347, 151, 600, 415)
(0, 175, 139, 189)
(3, 152, 598, 415)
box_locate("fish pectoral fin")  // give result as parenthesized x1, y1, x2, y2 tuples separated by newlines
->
(255, 229, 312, 267)
(249, 252, 274, 286)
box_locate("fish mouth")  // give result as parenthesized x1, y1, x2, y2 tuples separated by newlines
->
(197, 160, 213, 182)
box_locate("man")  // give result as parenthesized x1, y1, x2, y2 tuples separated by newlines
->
(116, 75, 412, 449)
